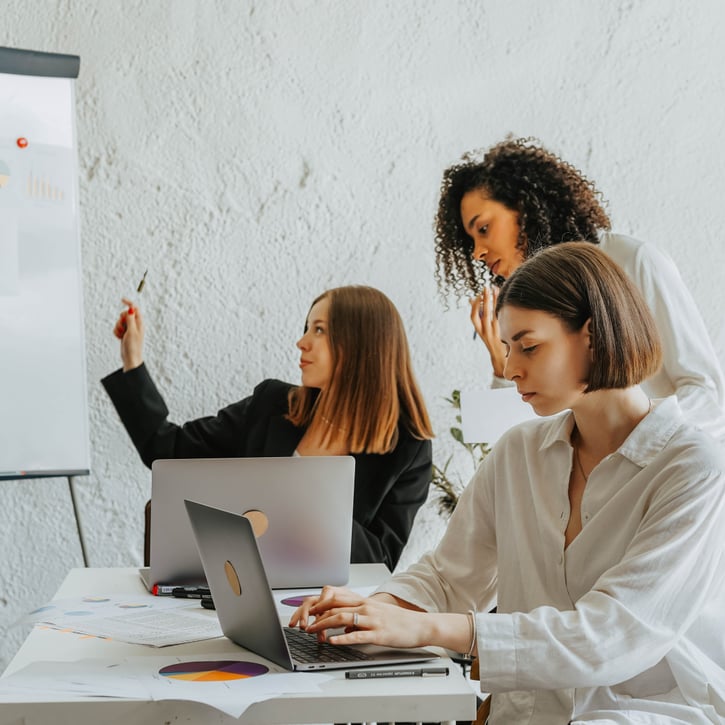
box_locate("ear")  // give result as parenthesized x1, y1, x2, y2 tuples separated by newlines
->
(582, 318, 594, 357)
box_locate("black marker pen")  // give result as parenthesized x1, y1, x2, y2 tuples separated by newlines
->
(171, 586, 211, 599)
(345, 667, 449, 679)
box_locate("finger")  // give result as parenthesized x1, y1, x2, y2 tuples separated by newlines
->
(329, 628, 370, 646)
(288, 608, 305, 628)
(307, 586, 338, 611)
(121, 296, 134, 309)
(305, 607, 359, 634)
(469, 296, 483, 331)
(124, 307, 138, 333)
(292, 586, 338, 627)
(288, 596, 319, 628)
(114, 311, 128, 338)
(309, 591, 363, 615)
(482, 287, 499, 336)
(481, 286, 493, 318)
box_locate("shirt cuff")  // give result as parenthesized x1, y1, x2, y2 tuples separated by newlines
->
(476, 612, 518, 692)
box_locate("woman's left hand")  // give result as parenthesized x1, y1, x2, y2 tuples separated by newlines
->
(470, 285, 506, 377)
(289, 586, 431, 649)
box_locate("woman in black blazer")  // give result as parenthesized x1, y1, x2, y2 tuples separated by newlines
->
(103, 285, 433, 570)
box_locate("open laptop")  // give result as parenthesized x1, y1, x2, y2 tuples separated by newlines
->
(184, 499, 437, 671)
(140, 456, 355, 593)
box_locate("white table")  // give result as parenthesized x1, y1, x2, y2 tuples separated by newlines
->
(0, 566, 476, 724)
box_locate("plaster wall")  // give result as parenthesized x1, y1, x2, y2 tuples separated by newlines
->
(2, 0, 725, 670)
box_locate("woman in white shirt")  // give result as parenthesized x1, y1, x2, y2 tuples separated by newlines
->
(434, 137, 725, 443)
(291, 243, 725, 724)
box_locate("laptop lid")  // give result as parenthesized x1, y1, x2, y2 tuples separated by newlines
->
(146, 456, 355, 591)
(184, 499, 437, 671)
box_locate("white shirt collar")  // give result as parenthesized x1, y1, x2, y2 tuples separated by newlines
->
(538, 395, 683, 470)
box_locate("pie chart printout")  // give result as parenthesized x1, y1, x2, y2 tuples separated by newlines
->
(159, 660, 269, 681)
(280, 595, 317, 607)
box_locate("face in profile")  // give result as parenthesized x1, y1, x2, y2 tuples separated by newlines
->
(498, 305, 591, 417)
(460, 189, 525, 280)
(296, 297, 333, 390)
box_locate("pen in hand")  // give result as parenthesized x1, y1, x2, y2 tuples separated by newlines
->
(471, 275, 503, 340)
(472, 279, 489, 340)
(128, 269, 148, 314)
(136, 269, 148, 294)
(114, 270, 148, 341)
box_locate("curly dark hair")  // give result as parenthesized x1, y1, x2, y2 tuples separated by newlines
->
(433, 137, 611, 300)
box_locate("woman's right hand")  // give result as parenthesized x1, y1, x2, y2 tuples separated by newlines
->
(288, 586, 433, 650)
(113, 297, 145, 371)
(470, 285, 507, 378)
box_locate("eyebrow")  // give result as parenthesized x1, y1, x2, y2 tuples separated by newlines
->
(465, 213, 480, 232)
(307, 318, 326, 326)
(510, 329, 534, 342)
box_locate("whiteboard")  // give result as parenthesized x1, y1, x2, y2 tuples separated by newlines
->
(0, 47, 89, 479)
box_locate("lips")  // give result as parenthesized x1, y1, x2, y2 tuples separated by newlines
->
(519, 392, 535, 403)
(488, 260, 500, 277)
(299, 359, 311, 368)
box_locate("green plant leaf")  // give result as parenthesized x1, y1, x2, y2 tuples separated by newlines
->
(450, 427, 464, 444)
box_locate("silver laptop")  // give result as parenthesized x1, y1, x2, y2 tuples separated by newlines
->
(140, 456, 355, 592)
(184, 499, 437, 671)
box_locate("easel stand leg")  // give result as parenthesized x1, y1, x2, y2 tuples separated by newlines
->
(67, 475, 89, 567)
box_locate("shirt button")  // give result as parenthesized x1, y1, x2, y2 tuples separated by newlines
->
(583, 513, 590, 521)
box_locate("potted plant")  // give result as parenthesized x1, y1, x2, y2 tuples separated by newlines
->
(431, 390, 490, 517)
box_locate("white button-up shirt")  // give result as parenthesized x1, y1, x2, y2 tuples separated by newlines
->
(493, 233, 725, 444)
(380, 397, 725, 724)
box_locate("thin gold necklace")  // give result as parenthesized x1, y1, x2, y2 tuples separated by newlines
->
(573, 437, 589, 482)
(572, 399, 652, 482)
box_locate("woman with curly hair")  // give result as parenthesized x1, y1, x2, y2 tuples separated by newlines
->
(434, 137, 725, 442)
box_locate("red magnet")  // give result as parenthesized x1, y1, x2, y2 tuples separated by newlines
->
(17, 137, 28, 148)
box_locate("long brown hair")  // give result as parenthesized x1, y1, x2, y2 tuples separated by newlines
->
(286, 286, 433, 454)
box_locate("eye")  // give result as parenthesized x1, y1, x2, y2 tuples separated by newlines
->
(522, 345, 538, 354)
(478, 224, 488, 235)
(314, 325, 326, 334)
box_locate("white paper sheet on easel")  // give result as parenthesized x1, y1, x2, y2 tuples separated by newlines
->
(460, 387, 537, 444)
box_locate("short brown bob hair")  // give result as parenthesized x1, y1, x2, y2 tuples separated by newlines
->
(495, 243, 662, 392)
(287, 285, 433, 454)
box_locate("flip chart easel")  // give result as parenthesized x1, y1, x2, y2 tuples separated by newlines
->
(0, 46, 89, 565)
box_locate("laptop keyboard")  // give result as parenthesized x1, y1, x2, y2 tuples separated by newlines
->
(284, 626, 374, 663)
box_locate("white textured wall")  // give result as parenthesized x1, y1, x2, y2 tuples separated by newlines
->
(2, 0, 725, 670)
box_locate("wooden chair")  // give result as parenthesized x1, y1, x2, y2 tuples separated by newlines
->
(143, 499, 151, 567)
(469, 657, 491, 725)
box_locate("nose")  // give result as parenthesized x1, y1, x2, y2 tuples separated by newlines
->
(503, 355, 520, 382)
(472, 239, 488, 262)
(296, 333, 309, 351)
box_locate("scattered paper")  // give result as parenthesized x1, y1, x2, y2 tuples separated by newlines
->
(0, 654, 333, 718)
(24, 595, 223, 646)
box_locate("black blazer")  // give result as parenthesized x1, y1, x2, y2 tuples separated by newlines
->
(102, 364, 432, 570)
